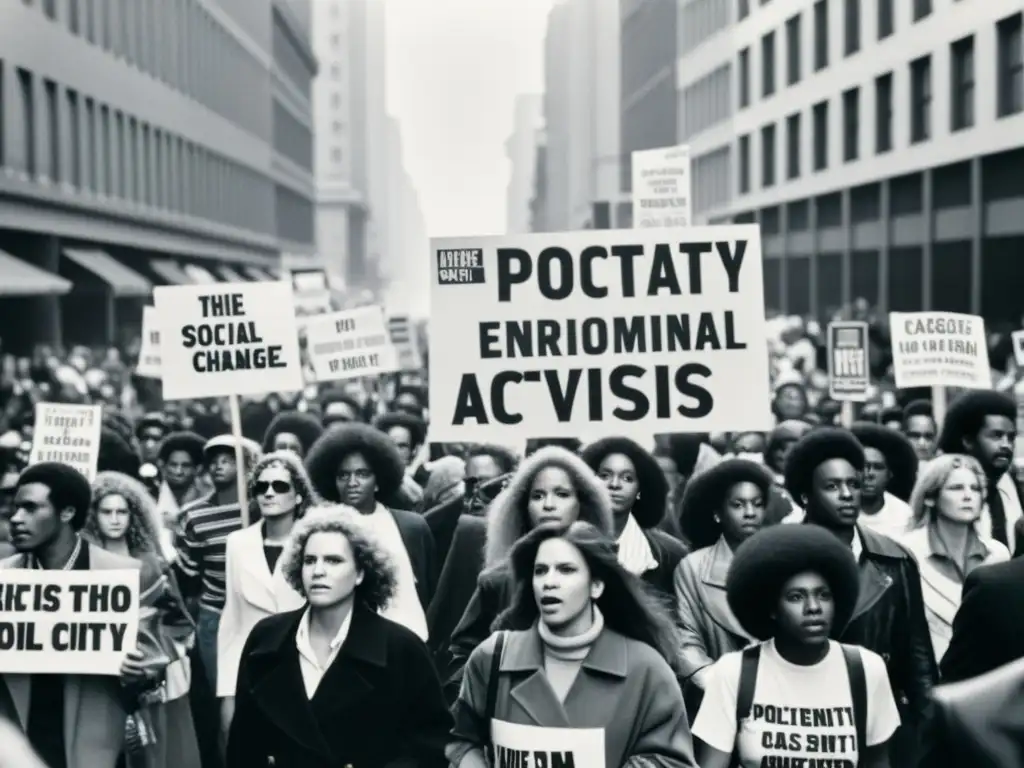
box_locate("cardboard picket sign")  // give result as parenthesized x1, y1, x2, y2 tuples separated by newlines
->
(28, 403, 102, 482)
(631, 144, 692, 229)
(136, 305, 162, 379)
(305, 306, 399, 382)
(428, 224, 772, 443)
(889, 311, 989, 390)
(827, 321, 870, 401)
(0, 569, 140, 676)
(153, 280, 304, 401)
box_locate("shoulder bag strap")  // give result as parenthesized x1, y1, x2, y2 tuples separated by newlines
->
(483, 631, 507, 765)
(840, 644, 868, 767)
(735, 644, 762, 722)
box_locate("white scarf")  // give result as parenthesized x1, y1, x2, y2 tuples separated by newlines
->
(616, 513, 659, 576)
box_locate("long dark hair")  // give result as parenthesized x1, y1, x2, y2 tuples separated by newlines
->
(494, 522, 681, 671)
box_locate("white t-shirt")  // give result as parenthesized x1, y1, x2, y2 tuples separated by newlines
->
(692, 639, 900, 768)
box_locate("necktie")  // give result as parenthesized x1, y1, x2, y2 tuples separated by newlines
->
(987, 481, 1009, 547)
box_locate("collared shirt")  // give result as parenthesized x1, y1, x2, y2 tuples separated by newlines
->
(925, 523, 1001, 583)
(974, 473, 1024, 553)
(295, 607, 352, 699)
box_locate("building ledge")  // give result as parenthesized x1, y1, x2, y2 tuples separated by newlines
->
(273, 1, 318, 75)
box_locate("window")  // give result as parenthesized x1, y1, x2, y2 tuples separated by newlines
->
(910, 55, 932, 143)
(786, 113, 801, 179)
(950, 36, 975, 131)
(44, 80, 59, 182)
(875, 72, 893, 152)
(814, 0, 829, 71)
(997, 13, 1023, 118)
(842, 87, 859, 161)
(877, 0, 893, 39)
(100, 105, 111, 195)
(912, 0, 931, 22)
(738, 0, 750, 20)
(844, 0, 860, 55)
(813, 100, 828, 170)
(761, 32, 775, 97)
(737, 48, 753, 107)
(738, 134, 751, 194)
(83, 98, 95, 190)
(67, 90, 80, 187)
(786, 15, 801, 85)
(761, 124, 776, 187)
(42, 0, 56, 20)
(17, 69, 34, 177)
(68, 0, 80, 33)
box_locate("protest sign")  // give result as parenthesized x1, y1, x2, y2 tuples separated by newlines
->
(387, 314, 423, 370)
(631, 144, 691, 229)
(0, 568, 140, 675)
(306, 306, 399, 382)
(1012, 330, 1024, 368)
(428, 225, 772, 443)
(288, 268, 333, 318)
(889, 312, 989, 390)
(28, 403, 102, 482)
(136, 305, 162, 379)
(154, 280, 304, 400)
(491, 720, 605, 768)
(827, 321, 870, 401)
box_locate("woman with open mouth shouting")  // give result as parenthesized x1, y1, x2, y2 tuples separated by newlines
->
(692, 524, 900, 768)
(448, 522, 696, 768)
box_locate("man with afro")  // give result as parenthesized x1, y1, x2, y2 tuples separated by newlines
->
(784, 427, 936, 766)
(937, 390, 1023, 553)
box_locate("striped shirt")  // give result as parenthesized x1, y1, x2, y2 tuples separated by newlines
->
(173, 495, 245, 613)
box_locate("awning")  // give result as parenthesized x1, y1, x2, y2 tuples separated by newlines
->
(63, 249, 152, 297)
(243, 266, 277, 282)
(217, 266, 249, 283)
(0, 250, 72, 296)
(150, 259, 192, 285)
(182, 264, 220, 284)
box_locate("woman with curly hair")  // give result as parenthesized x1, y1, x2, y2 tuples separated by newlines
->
(693, 524, 900, 768)
(261, 411, 324, 458)
(581, 436, 689, 597)
(440, 445, 613, 702)
(87, 472, 199, 768)
(898, 454, 1009, 663)
(672, 459, 775, 702)
(226, 505, 451, 768)
(304, 423, 436, 639)
(448, 522, 696, 768)
(216, 451, 321, 734)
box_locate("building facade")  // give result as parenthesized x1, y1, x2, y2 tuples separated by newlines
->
(506, 94, 543, 235)
(680, 0, 1024, 325)
(538, 0, 625, 232)
(0, 0, 317, 351)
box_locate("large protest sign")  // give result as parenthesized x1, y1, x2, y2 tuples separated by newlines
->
(154, 281, 304, 400)
(827, 321, 869, 401)
(428, 225, 772, 443)
(889, 311, 989, 390)
(491, 720, 605, 768)
(306, 306, 399, 382)
(631, 144, 691, 229)
(136, 305, 162, 379)
(28, 403, 102, 482)
(0, 569, 140, 675)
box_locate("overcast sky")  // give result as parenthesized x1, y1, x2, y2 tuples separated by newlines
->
(384, 0, 554, 238)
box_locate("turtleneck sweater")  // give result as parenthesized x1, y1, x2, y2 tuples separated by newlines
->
(537, 605, 605, 703)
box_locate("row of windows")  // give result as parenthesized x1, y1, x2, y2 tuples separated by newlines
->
(736, 14, 1024, 194)
(736, 1, 1010, 112)
(680, 64, 731, 141)
(272, 5, 313, 100)
(272, 99, 313, 170)
(679, 0, 730, 59)
(25, 0, 274, 142)
(0, 60, 277, 236)
(693, 145, 731, 214)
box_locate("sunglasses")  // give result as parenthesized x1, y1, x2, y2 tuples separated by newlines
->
(254, 480, 293, 495)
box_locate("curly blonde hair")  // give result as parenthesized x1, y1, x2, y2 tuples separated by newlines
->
(87, 471, 164, 558)
(278, 504, 397, 612)
(248, 451, 321, 519)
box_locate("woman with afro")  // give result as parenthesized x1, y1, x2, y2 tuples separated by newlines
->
(580, 436, 689, 598)
(692, 525, 900, 768)
(672, 459, 775, 703)
(304, 422, 436, 639)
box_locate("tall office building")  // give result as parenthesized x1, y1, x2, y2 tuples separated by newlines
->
(506, 94, 543, 235)
(538, 0, 624, 232)
(0, 0, 317, 351)
(677, 0, 1024, 324)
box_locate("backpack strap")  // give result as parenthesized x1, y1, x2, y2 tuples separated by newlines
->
(735, 644, 762, 721)
(483, 631, 507, 764)
(840, 644, 868, 766)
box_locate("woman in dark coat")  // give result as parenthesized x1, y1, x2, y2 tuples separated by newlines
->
(580, 436, 689, 601)
(227, 505, 451, 768)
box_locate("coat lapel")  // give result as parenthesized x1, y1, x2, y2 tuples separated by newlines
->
(850, 529, 895, 621)
(310, 606, 387, 720)
(238, 524, 280, 614)
(700, 538, 752, 641)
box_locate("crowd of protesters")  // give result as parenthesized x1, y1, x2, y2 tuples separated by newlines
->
(0, 297, 1023, 767)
